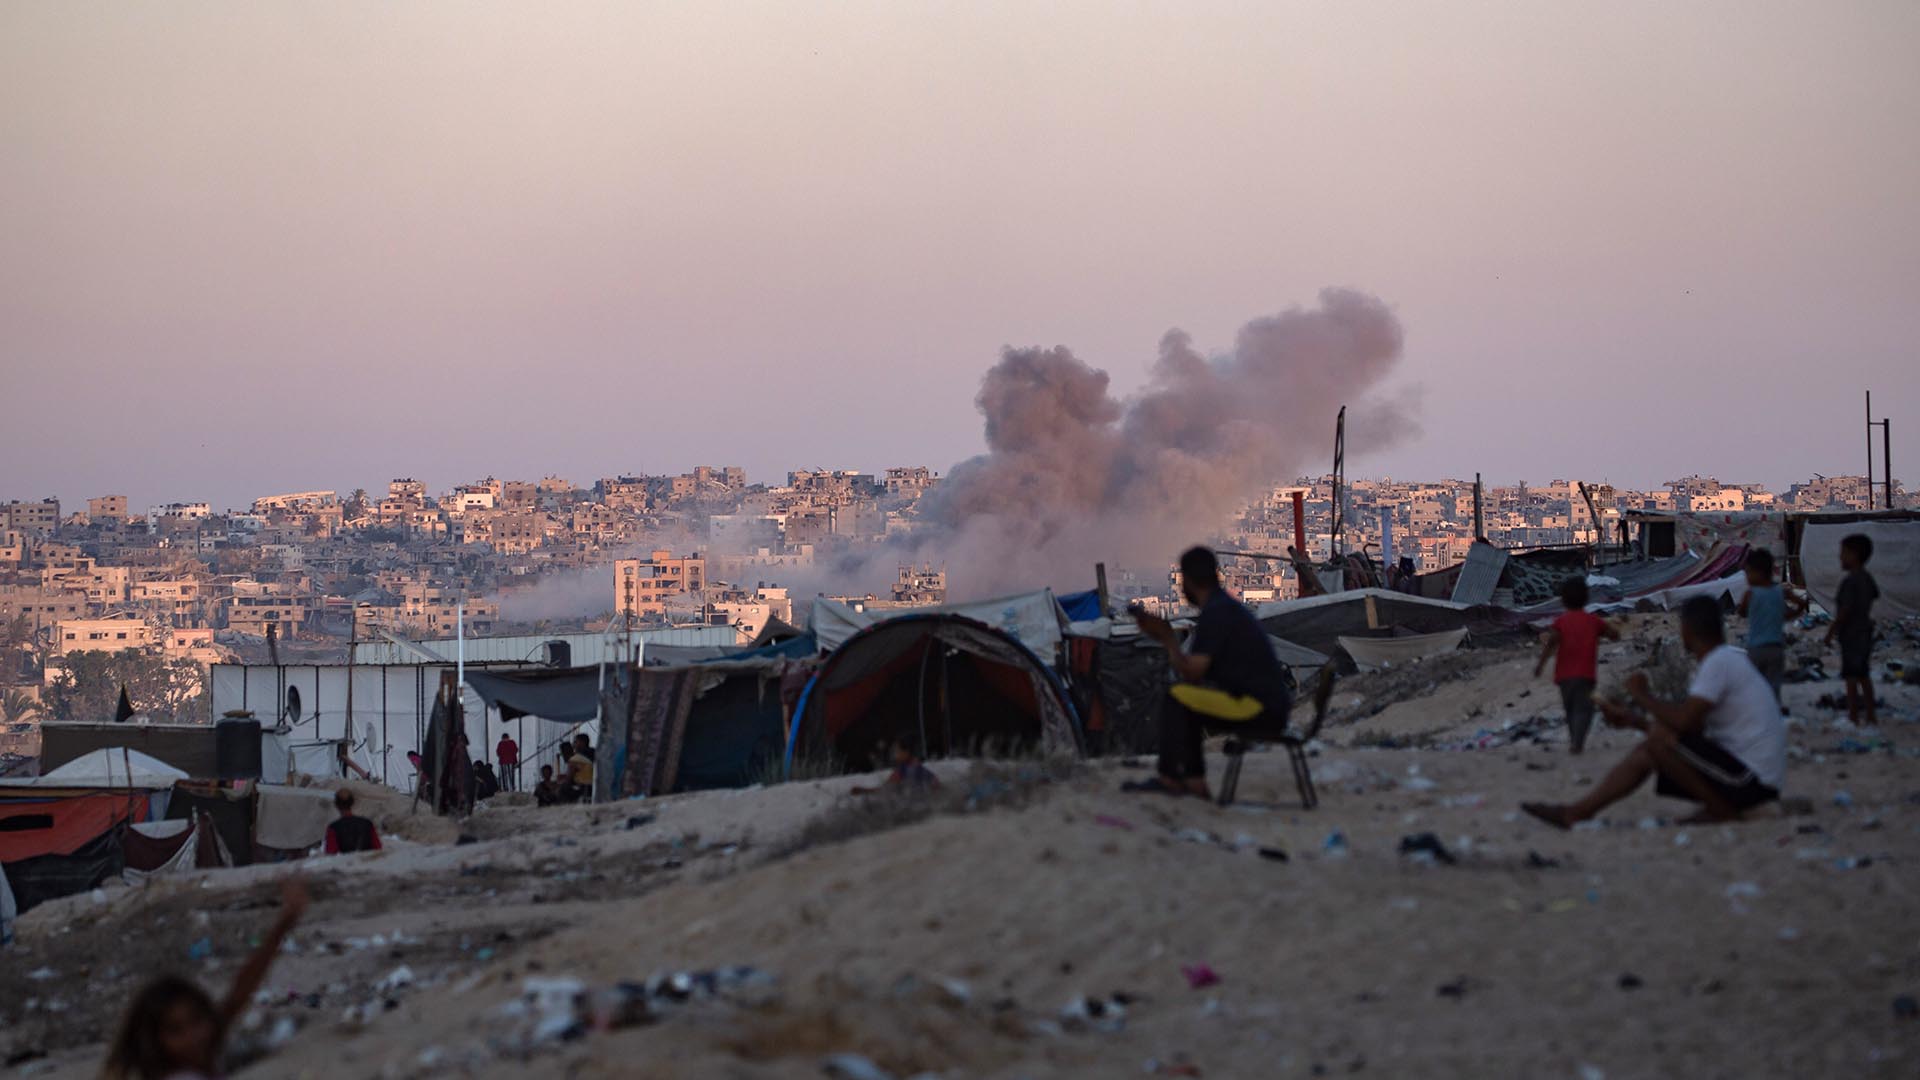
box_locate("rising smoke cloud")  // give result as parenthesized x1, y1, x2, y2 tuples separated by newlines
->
(912, 287, 1411, 597)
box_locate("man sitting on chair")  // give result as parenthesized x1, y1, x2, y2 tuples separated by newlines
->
(1129, 546, 1291, 798)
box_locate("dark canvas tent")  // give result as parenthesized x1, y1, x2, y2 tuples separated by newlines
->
(785, 614, 1081, 774)
(467, 651, 810, 800)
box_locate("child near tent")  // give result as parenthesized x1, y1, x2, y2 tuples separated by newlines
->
(1736, 549, 1804, 702)
(1824, 533, 1880, 726)
(534, 764, 561, 806)
(1534, 576, 1620, 754)
(850, 741, 939, 795)
(105, 876, 309, 1080)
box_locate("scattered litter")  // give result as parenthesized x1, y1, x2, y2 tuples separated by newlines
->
(1525, 851, 1562, 870)
(1173, 828, 1218, 846)
(374, 965, 415, 994)
(1397, 832, 1456, 866)
(1181, 964, 1221, 990)
(1060, 992, 1131, 1032)
(1832, 791, 1854, 809)
(625, 814, 655, 830)
(26, 967, 56, 981)
(1435, 977, 1471, 999)
(1094, 814, 1135, 831)
(1321, 831, 1350, 858)
(1578, 1066, 1606, 1080)
(1616, 973, 1643, 991)
(821, 1054, 894, 1080)
(1257, 846, 1290, 863)
(186, 938, 212, 962)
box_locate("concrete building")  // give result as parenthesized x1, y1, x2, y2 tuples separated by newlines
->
(55, 617, 161, 656)
(612, 550, 708, 620)
(2, 499, 61, 535)
(86, 495, 129, 521)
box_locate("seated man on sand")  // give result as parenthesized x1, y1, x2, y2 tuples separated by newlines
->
(1127, 546, 1291, 799)
(1523, 596, 1786, 829)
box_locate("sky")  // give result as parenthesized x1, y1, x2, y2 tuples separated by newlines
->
(3, 1, 1917, 512)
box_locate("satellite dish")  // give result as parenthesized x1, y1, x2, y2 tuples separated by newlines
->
(284, 685, 302, 727)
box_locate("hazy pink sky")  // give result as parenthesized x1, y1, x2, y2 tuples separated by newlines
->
(4, 2, 1916, 511)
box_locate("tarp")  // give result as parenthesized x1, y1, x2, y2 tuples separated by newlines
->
(1802, 520, 1920, 620)
(788, 614, 1081, 774)
(165, 782, 255, 867)
(0, 748, 187, 790)
(0, 791, 146, 862)
(1057, 590, 1104, 623)
(2, 831, 122, 914)
(122, 818, 198, 880)
(464, 668, 605, 724)
(809, 589, 1068, 654)
(1339, 628, 1469, 671)
(253, 785, 337, 850)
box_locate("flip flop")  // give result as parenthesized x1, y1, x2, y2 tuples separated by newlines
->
(1121, 778, 1188, 797)
(1520, 802, 1574, 830)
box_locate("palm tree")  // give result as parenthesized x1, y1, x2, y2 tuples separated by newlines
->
(0, 688, 43, 727)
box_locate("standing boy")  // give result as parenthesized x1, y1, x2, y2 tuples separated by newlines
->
(1736, 549, 1804, 702)
(1824, 533, 1879, 726)
(495, 732, 520, 791)
(324, 788, 383, 854)
(1535, 576, 1620, 754)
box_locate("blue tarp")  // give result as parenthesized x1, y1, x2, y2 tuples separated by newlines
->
(1057, 590, 1103, 622)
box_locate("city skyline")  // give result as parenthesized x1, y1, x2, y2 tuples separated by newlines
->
(5, 3, 1916, 511)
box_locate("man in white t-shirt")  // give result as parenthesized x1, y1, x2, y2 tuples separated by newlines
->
(1523, 596, 1786, 829)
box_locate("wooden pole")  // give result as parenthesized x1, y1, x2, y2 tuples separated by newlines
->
(1094, 562, 1110, 617)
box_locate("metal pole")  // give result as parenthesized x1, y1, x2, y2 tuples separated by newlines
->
(1885, 417, 1894, 510)
(1867, 391, 1875, 510)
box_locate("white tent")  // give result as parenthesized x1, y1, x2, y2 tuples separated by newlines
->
(809, 588, 1068, 655)
(1802, 520, 1920, 621)
(0, 748, 188, 789)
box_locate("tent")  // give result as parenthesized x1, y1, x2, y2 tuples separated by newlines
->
(468, 652, 812, 800)
(1801, 518, 1920, 620)
(809, 589, 1069, 655)
(785, 614, 1081, 774)
(1, 747, 188, 790)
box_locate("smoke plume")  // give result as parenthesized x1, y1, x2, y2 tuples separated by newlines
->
(916, 287, 1411, 597)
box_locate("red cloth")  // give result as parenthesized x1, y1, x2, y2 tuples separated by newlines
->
(495, 737, 519, 766)
(1552, 610, 1605, 682)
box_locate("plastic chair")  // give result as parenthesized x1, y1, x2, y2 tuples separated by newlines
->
(1215, 663, 1337, 809)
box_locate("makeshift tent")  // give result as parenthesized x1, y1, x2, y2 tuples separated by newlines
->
(786, 614, 1081, 774)
(2, 832, 122, 914)
(471, 656, 808, 800)
(17, 748, 188, 790)
(0, 791, 149, 863)
(164, 782, 256, 868)
(809, 589, 1069, 655)
(1, 861, 15, 945)
(122, 815, 231, 883)
(254, 785, 337, 851)
(1064, 633, 1169, 756)
(1802, 518, 1920, 620)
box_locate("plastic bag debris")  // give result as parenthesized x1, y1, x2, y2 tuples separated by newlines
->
(1397, 833, 1456, 865)
(1181, 963, 1221, 989)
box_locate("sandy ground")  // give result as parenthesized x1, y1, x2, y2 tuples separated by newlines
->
(6, 615, 1920, 1079)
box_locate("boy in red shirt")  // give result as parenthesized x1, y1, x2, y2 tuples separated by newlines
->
(1535, 576, 1620, 754)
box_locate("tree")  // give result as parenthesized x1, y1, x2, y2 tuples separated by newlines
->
(0, 689, 43, 727)
(44, 650, 209, 724)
